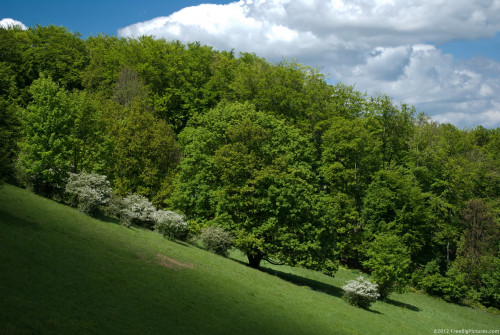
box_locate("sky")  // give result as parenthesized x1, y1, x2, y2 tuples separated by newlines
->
(1, 0, 500, 129)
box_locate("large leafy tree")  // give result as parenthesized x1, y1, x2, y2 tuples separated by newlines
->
(0, 31, 21, 182)
(362, 167, 434, 265)
(172, 102, 337, 271)
(320, 116, 380, 206)
(17, 76, 102, 196)
(366, 96, 414, 170)
(454, 199, 499, 288)
(24, 25, 88, 91)
(108, 102, 181, 206)
(18, 76, 76, 196)
(363, 233, 411, 299)
(0, 99, 19, 183)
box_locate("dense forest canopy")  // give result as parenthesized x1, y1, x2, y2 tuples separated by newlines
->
(0, 25, 499, 308)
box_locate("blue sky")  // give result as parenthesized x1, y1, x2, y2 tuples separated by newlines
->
(1, 0, 500, 128)
(0, 0, 233, 37)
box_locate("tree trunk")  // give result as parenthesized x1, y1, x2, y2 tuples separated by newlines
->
(247, 252, 263, 269)
(446, 240, 450, 270)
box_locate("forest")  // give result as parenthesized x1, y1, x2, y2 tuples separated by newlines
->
(0, 25, 499, 309)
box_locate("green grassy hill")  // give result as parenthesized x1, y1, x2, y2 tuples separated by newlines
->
(1, 184, 498, 334)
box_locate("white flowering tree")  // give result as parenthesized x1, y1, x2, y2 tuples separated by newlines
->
(199, 225, 233, 257)
(342, 276, 380, 309)
(65, 171, 112, 216)
(153, 210, 189, 240)
(120, 194, 156, 228)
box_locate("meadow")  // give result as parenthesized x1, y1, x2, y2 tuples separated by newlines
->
(1, 184, 498, 334)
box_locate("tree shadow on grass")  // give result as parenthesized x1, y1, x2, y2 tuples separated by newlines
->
(96, 214, 121, 225)
(259, 266, 344, 298)
(0, 208, 42, 230)
(366, 308, 383, 314)
(259, 266, 386, 314)
(385, 298, 420, 312)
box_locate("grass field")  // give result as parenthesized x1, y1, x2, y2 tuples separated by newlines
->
(0, 184, 498, 334)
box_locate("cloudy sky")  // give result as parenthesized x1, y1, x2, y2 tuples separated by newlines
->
(2, 0, 500, 128)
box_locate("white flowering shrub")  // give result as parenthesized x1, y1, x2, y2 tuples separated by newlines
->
(65, 171, 112, 216)
(120, 194, 156, 228)
(199, 225, 233, 256)
(153, 210, 189, 241)
(342, 276, 380, 309)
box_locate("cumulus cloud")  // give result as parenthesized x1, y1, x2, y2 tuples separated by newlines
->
(0, 18, 27, 30)
(118, 0, 500, 128)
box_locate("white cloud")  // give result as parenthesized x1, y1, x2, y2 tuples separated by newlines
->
(0, 18, 27, 30)
(118, 0, 500, 128)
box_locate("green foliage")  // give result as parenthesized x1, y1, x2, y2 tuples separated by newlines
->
(411, 260, 448, 297)
(0, 99, 20, 183)
(108, 103, 181, 205)
(366, 95, 415, 169)
(82, 34, 127, 97)
(363, 233, 411, 299)
(362, 167, 433, 265)
(478, 257, 500, 308)
(320, 116, 379, 205)
(342, 276, 380, 309)
(65, 171, 112, 216)
(153, 209, 189, 241)
(448, 199, 500, 307)
(17, 76, 75, 196)
(173, 101, 337, 271)
(231, 55, 334, 131)
(24, 25, 88, 91)
(199, 225, 234, 256)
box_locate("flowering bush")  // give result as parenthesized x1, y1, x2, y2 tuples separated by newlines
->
(65, 171, 112, 216)
(120, 194, 156, 228)
(153, 210, 189, 241)
(342, 276, 380, 309)
(199, 225, 233, 256)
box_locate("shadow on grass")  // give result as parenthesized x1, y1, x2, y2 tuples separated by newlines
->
(96, 214, 121, 225)
(259, 266, 344, 298)
(366, 308, 383, 314)
(0, 208, 42, 230)
(229, 257, 419, 314)
(385, 298, 420, 312)
(259, 266, 386, 314)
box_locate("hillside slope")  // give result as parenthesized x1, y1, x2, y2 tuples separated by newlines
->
(0, 184, 498, 334)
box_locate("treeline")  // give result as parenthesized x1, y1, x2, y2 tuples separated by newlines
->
(0, 25, 499, 308)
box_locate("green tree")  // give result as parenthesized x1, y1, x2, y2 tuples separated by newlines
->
(18, 76, 76, 196)
(231, 56, 335, 130)
(362, 167, 433, 265)
(109, 103, 181, 206)
(173, 102, 337, 271)
(366, 96, 414, 169)
(0, 35, 22, 182)
(0, 99, 19, 183)
(320, 116, 379, 206)
(363, 233, 411, 299)
(24, 25, 88, 91)
(82, 34, 126, 96)
(455, 199, 499, 288)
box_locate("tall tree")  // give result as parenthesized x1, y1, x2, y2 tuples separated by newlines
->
(18, 76, 75, 196)
(172, 102, 337, 272)
(455, 199, 499, 287)
(362, 167, 433, 265)
(24, 25, 88, 91)
(109, 103, 181, 206)
(366, 96, 414, 169)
